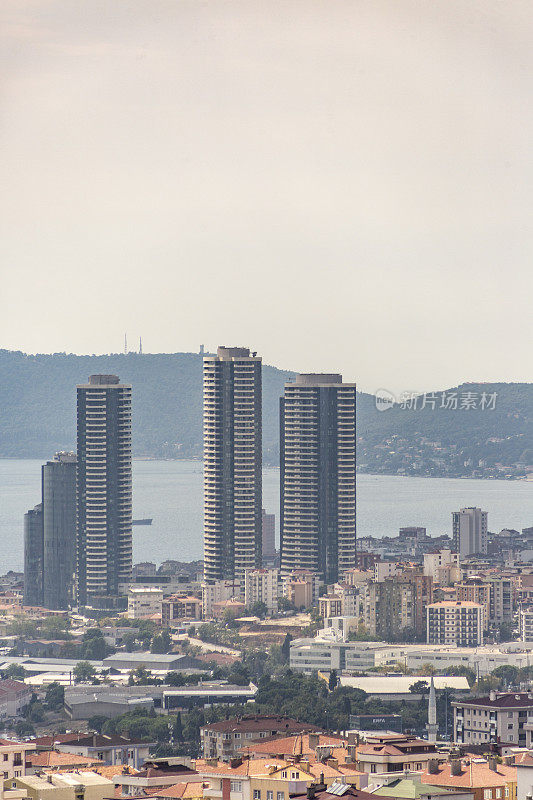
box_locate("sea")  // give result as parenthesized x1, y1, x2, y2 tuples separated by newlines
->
(1, 458, 532, 573)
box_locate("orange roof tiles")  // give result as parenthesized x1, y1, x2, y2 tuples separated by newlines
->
(421, 761, 517, 789)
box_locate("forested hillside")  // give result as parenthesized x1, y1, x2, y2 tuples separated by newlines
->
(0, 350, 530, 477)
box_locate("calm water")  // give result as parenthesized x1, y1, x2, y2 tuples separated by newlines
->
(1, 459, 532, 572)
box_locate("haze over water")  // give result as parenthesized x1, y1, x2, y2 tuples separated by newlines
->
(1, 459, 532, 572)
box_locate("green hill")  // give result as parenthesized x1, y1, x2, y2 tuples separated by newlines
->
(0, 350, 530, 478)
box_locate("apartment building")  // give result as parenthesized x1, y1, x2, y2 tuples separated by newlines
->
(200, 716, 320, 760)
(426, 601, 484, 646)
(127, 587, 163, 620)
(452, 692, 533, 746)
(423, 550, 460, 586)
(244, 569, 280, 614)
(162, 595, 202, 623)
(355, 733, 445, 775)
(0, 738, 34, 779)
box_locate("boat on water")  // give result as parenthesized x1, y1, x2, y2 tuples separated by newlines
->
(132, 518, 153, 526)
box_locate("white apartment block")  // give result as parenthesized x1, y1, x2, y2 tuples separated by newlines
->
(426, 600, 484, 646)
(202, 579, 242, 619)
(520, 607, 533, 642)
(244, 569, 280, 614)
(453, 692, 533, 747)
(423, 550, 460, 585)
(374, 561, 400, 582)
(127, 587, 163, 620)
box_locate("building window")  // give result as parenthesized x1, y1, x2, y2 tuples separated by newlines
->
(281, 772, 287, 779)
(496, 790, 502, 799)
(267, 792, 273, 800)
(291, 773, 299, 780)
(231, 781, 242, 792)
(484, 791, 492, 799)
(234, 733, 241, 739)
(13, 755, 22, 766)
(253, 791, 261, 800)
(277, 793, 285, 800)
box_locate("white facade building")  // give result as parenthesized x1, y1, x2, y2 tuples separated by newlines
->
(202, 579, 242, 619)
(127, 587, 163, 620)
(427, 600, 484, 646)
(244, 568, 280, 614)
(423, 549, 460, 585)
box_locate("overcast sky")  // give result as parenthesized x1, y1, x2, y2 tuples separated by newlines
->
(1, 1, 532, 394)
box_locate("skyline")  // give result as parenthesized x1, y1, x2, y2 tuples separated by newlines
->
(2, 1, 533, 395)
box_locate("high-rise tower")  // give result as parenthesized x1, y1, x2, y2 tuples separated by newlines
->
(280, 374, 356, 583)
(76, 375, 132, 606)
(452, 507, 488, 557)
(43, 452, 77, 610)
(203, 347, 262, 583)
(23, 503, 43, 606)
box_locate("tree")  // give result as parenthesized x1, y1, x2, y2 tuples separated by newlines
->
(248, 601, 268, 619)
(151, 629, 172, 654)
(88, 715, 108, 733)
(123, 633, 138, 652)
(81, 629, 111, 660)
(409, 680, 429, 695)
(14, 720, 35, 738)
(45, 682, 65, 711)
(3, 664, 26, 680)
(73, 661, 96, 683)
(328, 670, 338, 691)
(281, 633, 292, 663)
(277, 598, 296, 613)
(492, 665, 519, 686)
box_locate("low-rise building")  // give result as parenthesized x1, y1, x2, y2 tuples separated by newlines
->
(0, 679, 33, 718)
(162, 596, 202, 624)
(12, 771, 114, 800)
(54, 734, 153, 769)
(355, 733, 445, 775)
(426, 601, 484, 646)
(0, 738, 34, 779)
(420, 757, 517, 800)
(200, 716, 321, 760)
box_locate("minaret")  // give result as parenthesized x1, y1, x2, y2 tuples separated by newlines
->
(426, 675, 438, 743)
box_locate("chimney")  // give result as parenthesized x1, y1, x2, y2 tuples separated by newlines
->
(428, 760, 439, 775)
(489, 758, 499, 773)
(489, 691, 497, 702)
(451, 760, 462, 776)
(307, 786, 316, 800)
(309, 733, 320, 750)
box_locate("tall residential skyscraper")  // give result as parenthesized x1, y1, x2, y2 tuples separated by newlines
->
(23, 503, 43, 606)
(280, 373, 356, 583)
(43, 452, 77, 610)
(452, 507, 488, 557)
(203, 347, 262, 584)
(76, 375, 132, 606)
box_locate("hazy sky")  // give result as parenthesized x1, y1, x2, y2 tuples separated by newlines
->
(1, 1, 532, 394)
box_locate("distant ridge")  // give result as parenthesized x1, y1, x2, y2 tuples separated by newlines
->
(0, 350, 530, 477)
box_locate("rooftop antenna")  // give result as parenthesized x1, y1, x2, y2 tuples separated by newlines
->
(124, 333, 128, 354)
(139, 336, 143, 355)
